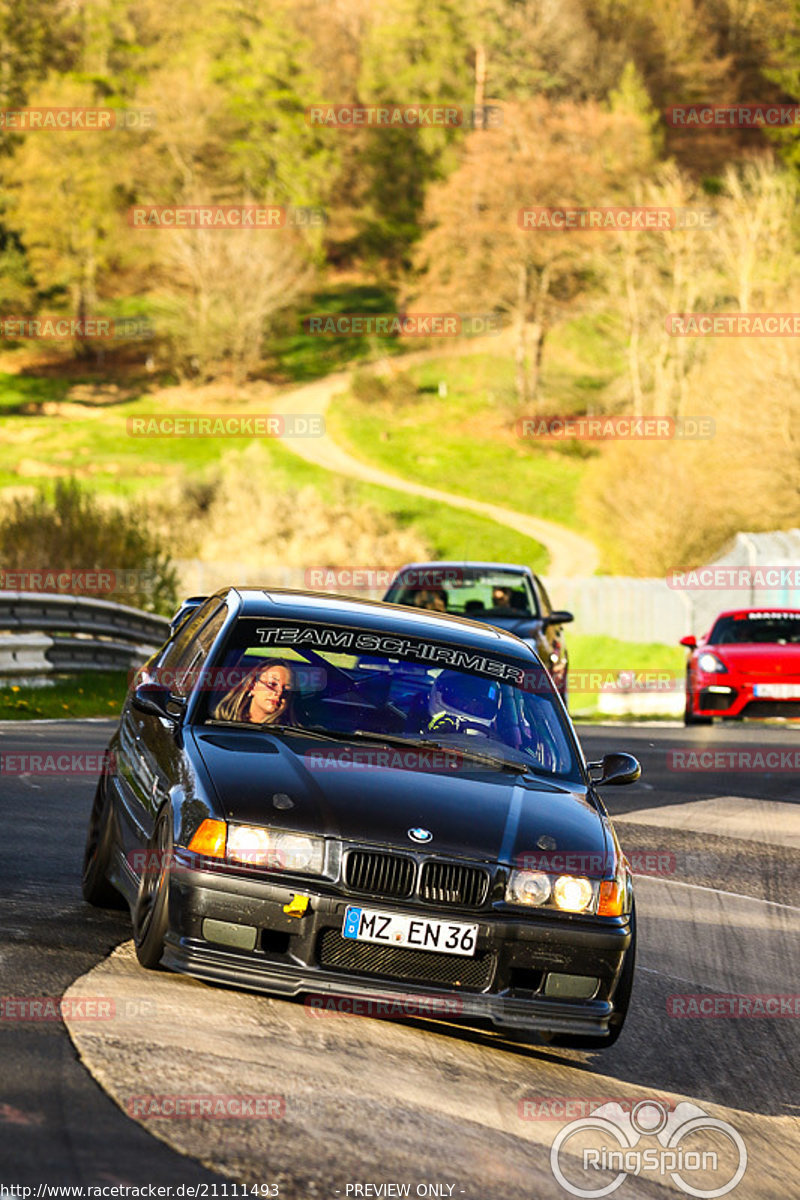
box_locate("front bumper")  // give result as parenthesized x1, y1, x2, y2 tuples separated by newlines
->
(163, 864, 633, 1038)
(691, 677, 800, 718)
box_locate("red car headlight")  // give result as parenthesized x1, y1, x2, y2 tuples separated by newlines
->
(697, 652, 727, 674)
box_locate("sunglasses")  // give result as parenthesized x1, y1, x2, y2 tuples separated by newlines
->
(253, 677, 291, 698)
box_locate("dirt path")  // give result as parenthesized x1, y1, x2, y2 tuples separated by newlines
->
(275, 367, 600, 577)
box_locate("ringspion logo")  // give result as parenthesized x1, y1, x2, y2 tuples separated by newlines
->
(550, 1100, 747, 1197)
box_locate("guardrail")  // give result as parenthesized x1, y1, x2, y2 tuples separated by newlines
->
(0, 593, 169, 678)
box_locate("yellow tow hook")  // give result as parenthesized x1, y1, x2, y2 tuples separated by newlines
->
(283, 893, 310, 917)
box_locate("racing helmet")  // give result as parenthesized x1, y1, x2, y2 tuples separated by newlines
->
(428, 670, 501, 733)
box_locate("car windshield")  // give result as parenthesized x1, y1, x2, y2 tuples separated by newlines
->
(387, 569, 536, 619)
(197, 618, 581, 781)
(709, 613, 800, 646)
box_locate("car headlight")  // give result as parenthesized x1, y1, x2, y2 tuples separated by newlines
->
(553, 874, 595, 912)
(506, 870, 552, 906)
(506, 870, 598, 913)
(697, 651, 727, 674)
(226, 825, 325, 874)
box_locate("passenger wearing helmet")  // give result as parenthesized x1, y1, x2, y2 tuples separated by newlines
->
(425, 669, 501, 737)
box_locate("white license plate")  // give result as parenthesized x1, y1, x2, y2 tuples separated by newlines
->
(754, 683, 800, 699)
(342, 905, 478, 957)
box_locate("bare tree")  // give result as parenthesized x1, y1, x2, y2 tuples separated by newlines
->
(411, 98, 644, 409)
(159, 225, 313, 382)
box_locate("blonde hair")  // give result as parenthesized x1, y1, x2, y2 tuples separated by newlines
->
(213, 660, 294, 724)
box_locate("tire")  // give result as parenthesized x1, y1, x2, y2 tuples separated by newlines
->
(543, 904, 637, 1050)
(132, 809, 172, 970)
(81, 776, 125, 908)
(684, 681, 712, 726)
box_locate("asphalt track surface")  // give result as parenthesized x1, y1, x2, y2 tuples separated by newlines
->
(1, 718, 798, 1198)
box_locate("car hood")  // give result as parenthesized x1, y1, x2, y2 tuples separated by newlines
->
(704, 644, 800, 675)
(191, 729, 606, 867)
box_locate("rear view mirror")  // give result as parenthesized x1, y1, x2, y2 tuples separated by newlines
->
(588, 753, 641, 786)
(679, 635, 697, 649)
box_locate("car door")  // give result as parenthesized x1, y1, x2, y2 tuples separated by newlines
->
(117, 600, 226, 855)
(532, 576, 568, 694)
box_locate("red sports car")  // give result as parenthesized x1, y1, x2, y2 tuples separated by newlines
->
(681, 608, 800, 725)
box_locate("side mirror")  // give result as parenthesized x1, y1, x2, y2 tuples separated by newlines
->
(679, 635, 697, 649)
(132, 682, 183, 721)
(543, 610, 574, 627)
(587, 752, 641, 786)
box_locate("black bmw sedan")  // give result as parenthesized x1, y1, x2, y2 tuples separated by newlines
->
(82, 588, 640, 1047)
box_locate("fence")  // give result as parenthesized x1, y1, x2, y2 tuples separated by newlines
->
(0, 593, 169, 679)
(174, 560, 800, 643)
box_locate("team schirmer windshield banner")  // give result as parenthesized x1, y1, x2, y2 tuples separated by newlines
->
(253, 623, 538, 686)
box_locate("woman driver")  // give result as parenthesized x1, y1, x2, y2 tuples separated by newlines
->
(213, 660, 295, 725)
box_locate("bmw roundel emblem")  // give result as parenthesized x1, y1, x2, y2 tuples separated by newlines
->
(408, 827, 433, 844)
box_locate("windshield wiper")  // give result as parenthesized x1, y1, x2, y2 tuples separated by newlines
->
(204, 720, 337, 742)
(205, 720, 536, 775)
(305, 727, 532, 774)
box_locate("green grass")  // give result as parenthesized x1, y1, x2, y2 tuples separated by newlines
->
(268, 283, 414, 382)
(0, 672, 128, 720)
(0, 375, 548, 565)
(323, 308, 637, 533)
(0, 372, 72, 413)
(266, 441, 548, 567)
(328, 353, 586, 530)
